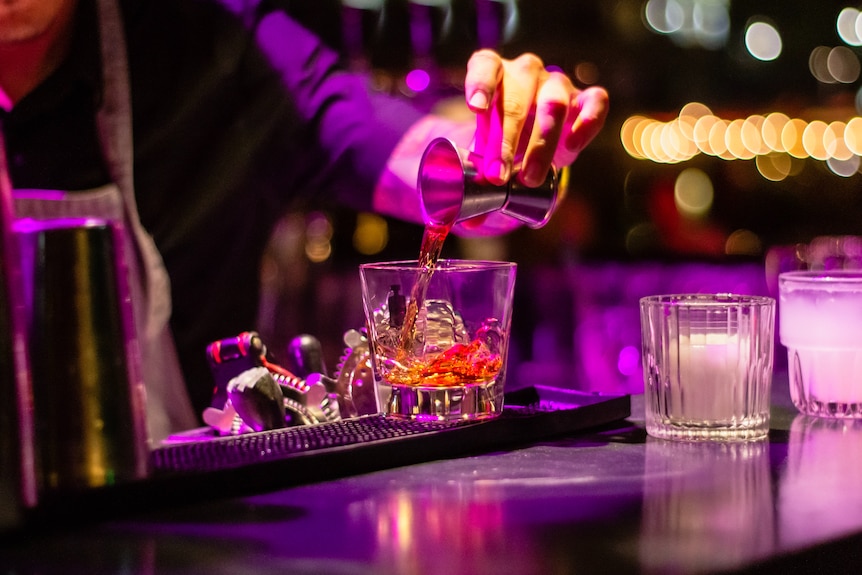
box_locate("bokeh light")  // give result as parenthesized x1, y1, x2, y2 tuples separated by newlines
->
(622, 4, 862, 182)
(691, 1, 731, 49)
(782, 118, 808, 159)
(745, 21, 782, 61)
(617, 345, 641, 377)
(837, 7, 862, 46)
(845, 117, 862, 155)
(755, 153, 791, 182)
(693, 114, 718, 154)
(802, 121, 829, 161)
(725, 229, 763, 257)
(810, 45, 861, 84)
(828, 46, 861, 83)
(620, 116, 648, 159)
(643, 0, 730, 49)
(809, 46, 835, 83)
(674, 168, 714, 218)
(352, 212, 389, 255)
(304, 211, 334, 263)
(762, 112, 790, 152)
(827, 155, 860, 177)
(709, 119, 733, 159)
(574, 61, 600, 85)
(621, 101, 862, 182)
(404, 69, 431, 92)
(725, 119, 752, 160)
(825, 121, 853, 161)
(644, 0, 685, 34)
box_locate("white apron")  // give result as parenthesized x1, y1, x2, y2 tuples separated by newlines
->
(12, 0, 197, 443)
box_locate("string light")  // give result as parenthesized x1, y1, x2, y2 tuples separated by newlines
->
(620, 102, 862, 179)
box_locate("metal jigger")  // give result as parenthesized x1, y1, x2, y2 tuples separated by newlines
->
(418, 137, 564, 228)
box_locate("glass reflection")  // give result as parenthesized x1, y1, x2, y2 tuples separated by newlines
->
(347, 482, 544, 575)
(779, 415, 862, 547)
(639, 439, 774, 573)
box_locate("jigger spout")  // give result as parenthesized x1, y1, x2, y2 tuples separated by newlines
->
(418, 138, 562, 229)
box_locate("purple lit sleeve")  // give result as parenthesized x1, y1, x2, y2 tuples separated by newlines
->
(254, 10, 425, 211)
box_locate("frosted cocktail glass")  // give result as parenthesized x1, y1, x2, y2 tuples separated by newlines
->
(640, 294, 776, 441)
(779, 271, 862, 418)
(359, 260, 517, 421)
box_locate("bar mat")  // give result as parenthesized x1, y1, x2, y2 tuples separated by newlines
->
(19, 387, 629, 529)
(151, 387, 631, 477)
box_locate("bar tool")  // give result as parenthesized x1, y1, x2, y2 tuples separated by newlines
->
(334, 329, 378, 417)
(206, 331, 341, 434)
(285, 334, 328, 378)
(202, 401, 247, 435)
(227, 367, 286, 432)
(418, 137, 565, 229)
(269, 368, 340, 426)
(206, 331, 268, 410)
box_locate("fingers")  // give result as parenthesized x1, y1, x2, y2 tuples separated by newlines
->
(465, 50, 502, 178)
(467, 52, 545, 185)
(465, 49, 503, 113)
(453, 211, 522, 237)
(465, 50, 610, 189)
(488, 53, 544, 184)
(520, 71, 572, 187)
(561, 86, 610, 162)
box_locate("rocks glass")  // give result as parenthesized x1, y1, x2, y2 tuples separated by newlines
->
(640, 294, 775, 441)
(360, 260, 516, 422)
(779, 270, 862, 418)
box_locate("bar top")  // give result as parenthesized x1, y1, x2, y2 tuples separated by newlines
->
(2, 373, 860, 574)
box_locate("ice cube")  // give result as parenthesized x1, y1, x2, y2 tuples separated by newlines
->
(418, 299, 467, 355)
(370, 301, 401, 350)
(476, 318, 505, 356)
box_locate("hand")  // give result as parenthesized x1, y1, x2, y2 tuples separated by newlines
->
(464, 50, 609, 188)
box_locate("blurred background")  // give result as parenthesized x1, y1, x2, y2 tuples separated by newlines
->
(255, 0, 862, 394)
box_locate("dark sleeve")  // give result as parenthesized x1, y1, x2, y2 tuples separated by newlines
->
(253, 8, 425, 211)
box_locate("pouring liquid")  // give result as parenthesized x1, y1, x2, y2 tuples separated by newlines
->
(388, 222, 504, 389)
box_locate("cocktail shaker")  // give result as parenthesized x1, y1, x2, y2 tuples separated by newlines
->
(17, 218, 149, 494)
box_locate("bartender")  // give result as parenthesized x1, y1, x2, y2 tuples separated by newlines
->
(0, 0, 608, 441)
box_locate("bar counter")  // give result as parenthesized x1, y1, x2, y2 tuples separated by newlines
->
(2, 372, 861, 574)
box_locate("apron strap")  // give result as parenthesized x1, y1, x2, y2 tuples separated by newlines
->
(94, 0, 197, 441)
(96, 0, 169, 338)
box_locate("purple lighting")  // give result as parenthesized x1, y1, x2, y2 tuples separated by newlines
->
(617, 345, 640, 377)
(571, 261, 771, 395)
(405, 69, 430, 93)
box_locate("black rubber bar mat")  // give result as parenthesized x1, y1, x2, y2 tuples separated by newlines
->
(19, 387, 630, 529)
